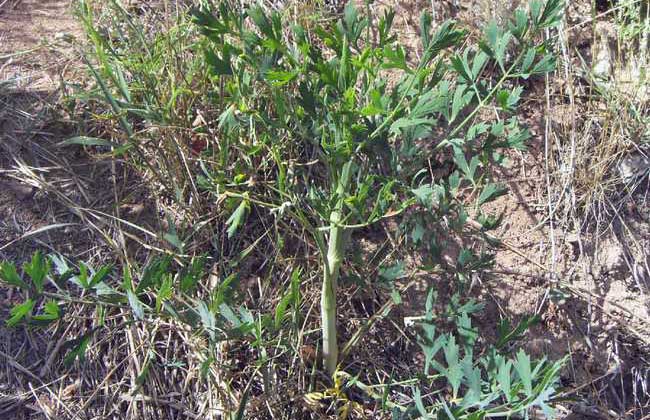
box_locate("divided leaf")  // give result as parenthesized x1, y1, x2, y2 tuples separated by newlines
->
(0, 262, 27, 290)
(226, 196, 250, 238)
(6, 300, 34, 327)
(23, 251, 50, 294)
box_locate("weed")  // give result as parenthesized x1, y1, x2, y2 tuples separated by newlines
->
(192, 0, 563, 379)
(0, 0, 571, 417)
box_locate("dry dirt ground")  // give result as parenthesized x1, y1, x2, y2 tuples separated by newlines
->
(0, 0, 94, 263)
(1, 0, 649, 419)
(0, 1, 119, 418)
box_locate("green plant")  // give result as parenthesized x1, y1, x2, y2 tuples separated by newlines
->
(0, 252, 57, 327)
(0, 248, 311, 417)
(56, 0, 569, 416)
(408, 292, 565, 419)
(73, 0, 213, 210)
(1, 252, 222, 361)
(305, 293, 566, 419)
(192, 0, 563, 377)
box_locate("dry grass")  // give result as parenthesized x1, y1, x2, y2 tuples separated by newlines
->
(539, 0, 650, 416)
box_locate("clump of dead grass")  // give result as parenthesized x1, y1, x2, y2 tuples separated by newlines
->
(542, 0, 650, 417)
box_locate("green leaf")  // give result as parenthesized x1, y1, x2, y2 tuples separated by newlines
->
(127, 289, 145, 320)
(457, 312, 478, 347)
(218, 104, 238, 133)
(497, 315, 539, 348)
(163, 219, 184, 252)
(265, 69, 299, 86)
(390, 117, 434, 135)
(274, 286, 294, 330)
(0, 261, 28, 290)
(494, 32, 512, 69)
(461, 355, 482, 407)
(205, 50, 232, 76)
(411, 221, 425, 243)
(191, 8, 230, 36)
(530, 1, 543, 25)
(378, 10, 396, 45)
(485, 20, 498, 51)
(419, 323, 442, 374)
(198, 301, 216, 332)
(213, 273, 238, 307)
(94, 282, 120, 300)
(226, 196, 250, 238)
(514, 349, 533, 397)
(7, 299, 34, 327)
(411, 184, 436, 208)
(467, 122, 489, 140)
(498, 357, 513, 402)
(419, 12, 432, 50)
(508, 86, 523, 108)
(451, 51, 473, 82)
(113, 64, 131, 103)
(156, 274, 173, 313)
(122, 265, 133, 292)
(382, 44, 408, 71)
(510, 8, 529, 39)
(444, 335, 462, 398)
(471, 51, 489, 79)
(451, 84, 472, 122)
(379, 262, 405, 282)
(136, 255, 172, 294)
(343, 1, 358, 32)
(449, 171, 461, 194)
(23, 251, 50, 294)
(390, 288, 401, 304)
(219, 303, 241, 327)
(478, 183, 506, 206)
(538, 0, 564, 29)
(424, 20, 465, 61)
(58, 136, 119, 148)
(453, 151, 469, 179)
(477, 211, 503, 230)
(247, 6, 273, 39)
(496, 86, 522, 111)
(496, 90, 509, 109)
(180, 256, 206, 293)
(32, 300, 61, 323)
(520, 48, 537, 76)
(413, 388, 430, 418)
(454, 152, 479, 182)
(74, 262, 90, 289)
(530, 54, 556, 75)
(361, 90, 385, 116)
(89, 265, 112, 288)
(63, 332, 93, 366)
(505, 125, 531, 150)
(84, 56, 133, 137)
(360, 104, 383, 116)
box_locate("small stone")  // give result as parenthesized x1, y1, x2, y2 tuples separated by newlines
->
(54, 32, 75, 43)
(2, 180, 35, 201)
(618, 153, 650, 183)
(566, 232, 580, 243)
(598, 239, 626, 274)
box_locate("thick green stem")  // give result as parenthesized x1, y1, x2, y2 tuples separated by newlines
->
(321, 209, 345, 375)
